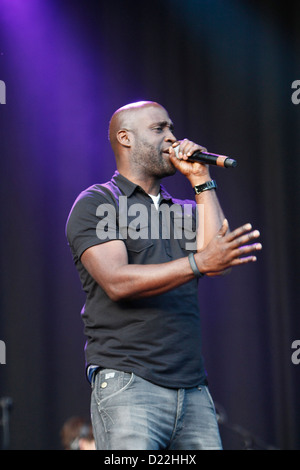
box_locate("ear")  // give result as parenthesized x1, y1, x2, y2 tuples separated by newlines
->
(117, 129, 132, 148)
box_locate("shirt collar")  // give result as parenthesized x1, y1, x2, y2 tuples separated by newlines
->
(111, 171, 139, 197)
(112, 171, 174, 203)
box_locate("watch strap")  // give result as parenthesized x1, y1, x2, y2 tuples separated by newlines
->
(194, 180, 217, 194)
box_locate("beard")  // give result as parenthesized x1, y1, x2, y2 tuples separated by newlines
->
(130, 140, 176, 179)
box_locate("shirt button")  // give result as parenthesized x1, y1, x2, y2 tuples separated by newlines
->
(101, 381, 108, 388)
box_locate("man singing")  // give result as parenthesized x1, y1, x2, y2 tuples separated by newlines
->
(66, 101, 261, 450)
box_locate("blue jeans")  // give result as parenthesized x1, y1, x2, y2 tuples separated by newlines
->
(90, 368, 222, 450)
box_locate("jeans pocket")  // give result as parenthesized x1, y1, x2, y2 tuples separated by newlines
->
(93, 369, 134, 407)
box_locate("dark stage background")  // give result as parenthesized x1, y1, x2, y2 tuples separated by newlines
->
(0, 0, 299, 450)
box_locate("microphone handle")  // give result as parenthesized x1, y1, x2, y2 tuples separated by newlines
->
(187, 151, 237, 168)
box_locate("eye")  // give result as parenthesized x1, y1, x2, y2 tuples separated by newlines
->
(153, 126, 163, 133)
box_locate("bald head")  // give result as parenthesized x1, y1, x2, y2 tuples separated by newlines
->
(107, 100, 177, 180)
(108, 101, 163, 154)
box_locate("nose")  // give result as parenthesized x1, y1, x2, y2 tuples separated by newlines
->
(165, 128, 177, 144)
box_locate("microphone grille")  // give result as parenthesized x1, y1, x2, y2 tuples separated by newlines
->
(173, 145, 180, 158)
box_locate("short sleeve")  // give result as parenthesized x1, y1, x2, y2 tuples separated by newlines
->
(66, 188, 120, 261)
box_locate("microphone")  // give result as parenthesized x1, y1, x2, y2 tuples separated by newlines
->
(174, 146, 237, 168)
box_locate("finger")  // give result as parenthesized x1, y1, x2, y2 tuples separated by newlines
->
(170, 139, 186, 159)
(168, 151, 186, 170)
(170, 143, 184, 160)
(174, 140, 207, 160)
(230, 255, 258, 266)
(178, 139, 191, 157)
(184, 144, 208, 160)
(169, 146, 184, 165)
(186, 145, 208, 157)
(225, 223, 253, 242)
(230, 242, 262, 261)
(182, 143, 200, 158)
(171, 141, 180, 151)
(230, 229, 261, 249)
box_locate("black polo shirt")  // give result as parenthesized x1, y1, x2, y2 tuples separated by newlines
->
(66, 171, 207, 388)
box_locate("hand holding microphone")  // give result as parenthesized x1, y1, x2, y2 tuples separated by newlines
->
(171, 141, 237, 168)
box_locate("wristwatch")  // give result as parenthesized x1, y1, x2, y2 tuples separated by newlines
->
(194, 180, 217, 194)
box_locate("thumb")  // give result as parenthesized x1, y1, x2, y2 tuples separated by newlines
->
(217, 218, 229, 237)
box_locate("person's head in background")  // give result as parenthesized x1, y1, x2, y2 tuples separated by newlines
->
(60, 416, 95, 450)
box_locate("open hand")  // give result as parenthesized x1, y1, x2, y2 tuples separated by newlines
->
(195, 219, 262, 276)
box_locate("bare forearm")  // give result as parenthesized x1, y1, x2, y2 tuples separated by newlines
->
(103, 217, 261, 300)
(168, 143, 226, 249)
(195, 187, 225, 250)
(100, 257, 195, 301)
(82, 218, 261, 302)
